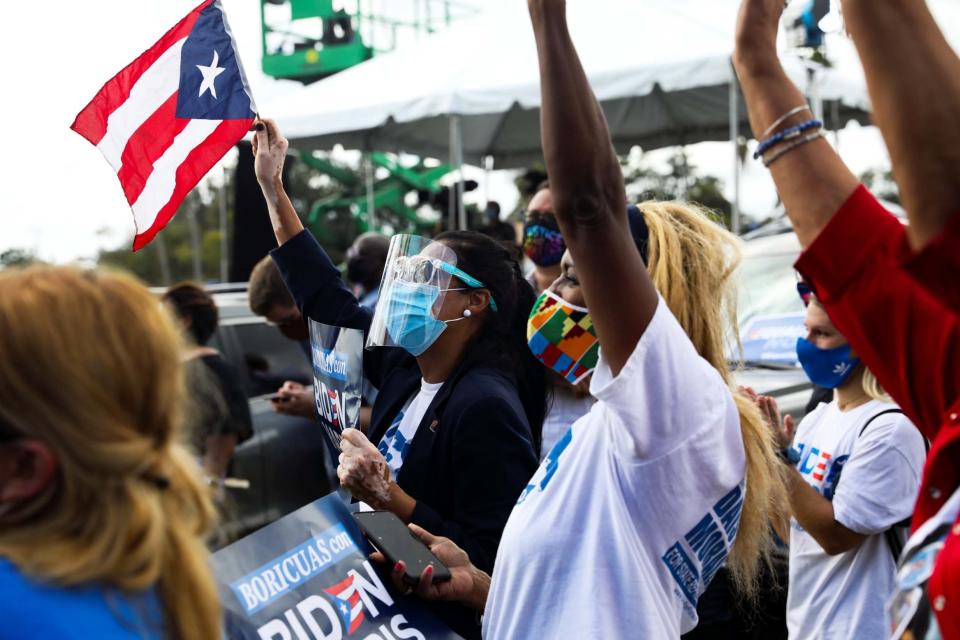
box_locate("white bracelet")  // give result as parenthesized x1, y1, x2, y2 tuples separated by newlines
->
(761, 105, 812, 139)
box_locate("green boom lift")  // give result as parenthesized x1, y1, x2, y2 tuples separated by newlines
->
(260, 1, 479, 239)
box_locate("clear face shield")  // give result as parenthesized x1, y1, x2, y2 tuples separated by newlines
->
(366, 235, 497, 356)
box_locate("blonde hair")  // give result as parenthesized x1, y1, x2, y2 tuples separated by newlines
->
(862, 370, 889, 402)
(641, 201, 788, 601)
(0, 266, 221, 640)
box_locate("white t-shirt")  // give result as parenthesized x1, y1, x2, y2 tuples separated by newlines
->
(787, 399, 925, 640)
(376, 379, 443, 477)
(539, 387, 596, 462)
(483, 297, 746, 639)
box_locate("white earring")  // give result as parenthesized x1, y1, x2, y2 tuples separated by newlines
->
(463, 309, 472, 318)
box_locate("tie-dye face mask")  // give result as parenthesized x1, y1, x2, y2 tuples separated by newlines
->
(527, 289, 599, 385)
(523, 217, 566, 267)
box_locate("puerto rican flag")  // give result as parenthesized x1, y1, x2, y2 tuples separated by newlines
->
(324, 574, 365, 636)
(71, 0, 256, 251)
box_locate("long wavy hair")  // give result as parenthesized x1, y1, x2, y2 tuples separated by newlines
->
(640, 201, 788, 602)
(0, 266, 221, 639)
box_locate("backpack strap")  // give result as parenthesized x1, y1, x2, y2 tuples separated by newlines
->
(856, 408, 931, 563)
(857, 408, 905, 439)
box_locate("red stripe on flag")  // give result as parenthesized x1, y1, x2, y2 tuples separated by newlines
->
(70, 0, 213, 145)
(323, 574, 354, 597)
(116, 93, 186, 205)
(349, 612, 365, 636)
(348, 592, 360, 607)
(132, 117, 252, 252)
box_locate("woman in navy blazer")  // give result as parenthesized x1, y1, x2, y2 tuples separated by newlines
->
(252, 119, 546, 639)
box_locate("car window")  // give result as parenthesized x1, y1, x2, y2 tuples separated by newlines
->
(735, 251, 807, 366)
(737, 253, 806, 330)
(219, 321, 313, 398)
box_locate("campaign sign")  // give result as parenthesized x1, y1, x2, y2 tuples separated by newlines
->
(212, 494, 463, 640)
(740, 313, 806, 366)
(309, 321, 364, 451)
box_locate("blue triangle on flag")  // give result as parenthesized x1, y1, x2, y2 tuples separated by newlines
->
(177, 1, 256, 120)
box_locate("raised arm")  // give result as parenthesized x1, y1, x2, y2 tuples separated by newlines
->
(252, 118, 372, 333)
(732, 0, 860, 248)
(528, 0, 657, 377)
(252, 119, 304, 245)
(842, 0, 960, 250)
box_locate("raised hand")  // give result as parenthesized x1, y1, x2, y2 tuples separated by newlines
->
(739, 386, 795, 449)
(251, 118, 289, 202)
(249, 117, 303, 244)
(734, 0, 787, 68)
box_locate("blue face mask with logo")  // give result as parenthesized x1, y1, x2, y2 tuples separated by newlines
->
(796, 337, 861, 389)
(384, 280, 449, 356)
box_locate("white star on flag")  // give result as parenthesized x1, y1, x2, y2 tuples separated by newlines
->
(197, 50, 226, 99)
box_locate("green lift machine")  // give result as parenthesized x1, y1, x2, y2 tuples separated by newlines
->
(260, 1, 477, 239)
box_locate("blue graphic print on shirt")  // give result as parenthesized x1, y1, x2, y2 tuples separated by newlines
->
(662, 484, 744, 609)
(516, 427, 573, 504)
(378, 411, 411, 474)
(795, 441, 849, 501)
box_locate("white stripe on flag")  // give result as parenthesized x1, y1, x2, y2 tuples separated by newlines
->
(350, 600, 362, 620)
(96, 38, 188, 171)
(131, 118, 220, 232)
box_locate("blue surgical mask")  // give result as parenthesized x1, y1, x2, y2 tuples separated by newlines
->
(384, 280, 448, 356)
(796, 337, 861, 389)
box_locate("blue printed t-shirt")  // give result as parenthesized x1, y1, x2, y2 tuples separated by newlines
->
(0, 558, 164, 639)
(484, 297, 747, 638)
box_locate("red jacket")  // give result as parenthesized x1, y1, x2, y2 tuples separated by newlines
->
(796, 185, 960, 639)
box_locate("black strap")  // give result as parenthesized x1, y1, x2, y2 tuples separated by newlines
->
(857, 408, 905, 439)
(855, 408, 930, 562)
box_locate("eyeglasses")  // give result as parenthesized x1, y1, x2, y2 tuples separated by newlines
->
(392, 256, 499, 312)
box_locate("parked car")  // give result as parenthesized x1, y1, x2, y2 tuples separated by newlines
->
(204, 285, 336, 543)
(732, 232, 814, 423)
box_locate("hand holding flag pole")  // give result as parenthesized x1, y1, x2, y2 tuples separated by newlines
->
(71, 0, 256, 251)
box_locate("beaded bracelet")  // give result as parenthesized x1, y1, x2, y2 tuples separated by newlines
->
(754, 119, 823, 159)
(763, 131, 825, 168)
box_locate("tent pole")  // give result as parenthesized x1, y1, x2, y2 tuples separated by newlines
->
(365, 153, 376, 231)
(450, 114, 467, 230)
(448, 115, 456, 231)
(483, 155, 493, 204)
(729, 63, 741, 236)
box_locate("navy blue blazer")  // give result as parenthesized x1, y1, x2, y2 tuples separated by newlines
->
(271, 231, 538, 633)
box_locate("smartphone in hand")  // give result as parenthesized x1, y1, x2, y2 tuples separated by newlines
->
(267, 394, 291, 403)
(352, 511, 451, 585)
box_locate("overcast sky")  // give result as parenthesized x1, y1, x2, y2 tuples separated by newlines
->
(1, 0, 957, 263)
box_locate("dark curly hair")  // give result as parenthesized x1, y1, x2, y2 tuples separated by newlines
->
(435, 231, 548, 454)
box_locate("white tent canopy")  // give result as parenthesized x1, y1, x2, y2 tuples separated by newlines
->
(265, 0, 871, 168)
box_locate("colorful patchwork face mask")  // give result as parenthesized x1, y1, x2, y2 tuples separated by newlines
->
(527, 289, 600, 385)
